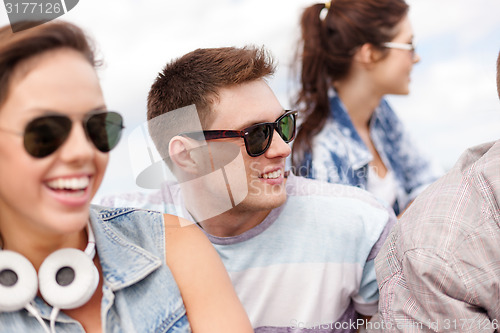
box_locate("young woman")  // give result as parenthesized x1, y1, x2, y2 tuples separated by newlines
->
(292, 0, 442, 216)
(0, 21, 252, 332)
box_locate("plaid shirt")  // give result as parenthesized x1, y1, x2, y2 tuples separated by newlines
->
(372, 140, 500, 333)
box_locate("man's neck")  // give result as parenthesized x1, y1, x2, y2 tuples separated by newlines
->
(195, 208, 272, 238)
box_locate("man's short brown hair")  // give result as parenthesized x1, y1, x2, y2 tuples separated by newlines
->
(147, 46, 275, 126)
(147, 46, 275, 160)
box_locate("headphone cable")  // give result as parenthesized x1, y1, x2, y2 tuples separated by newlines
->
(49, 307, 60, 333)
(25, 302, 50, 333)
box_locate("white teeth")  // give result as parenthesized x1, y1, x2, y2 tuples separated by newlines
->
(262, 169, 282, 179)
(46, 177, 89, 190)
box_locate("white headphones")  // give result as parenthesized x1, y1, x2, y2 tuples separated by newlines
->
(0, 223, 99, 333)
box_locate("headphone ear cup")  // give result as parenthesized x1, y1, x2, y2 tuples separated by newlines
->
(38, 248, 99, 310)
(0, 250, 38, 312)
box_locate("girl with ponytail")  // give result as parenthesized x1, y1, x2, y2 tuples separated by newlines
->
(292, 0, 442, 215)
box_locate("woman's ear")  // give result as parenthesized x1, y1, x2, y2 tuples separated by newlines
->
(354, 43, 383, 67)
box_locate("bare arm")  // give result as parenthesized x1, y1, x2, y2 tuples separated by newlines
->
(163, 214, 253, 333)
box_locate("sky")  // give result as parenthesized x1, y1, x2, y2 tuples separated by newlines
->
(1, 0, 500, 202)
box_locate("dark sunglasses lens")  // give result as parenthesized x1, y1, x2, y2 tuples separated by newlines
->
(278, 114, 295, 142)
(246, 124, 272, 156)
(24, 116, 72, 158)
(86, 112, 123, 152)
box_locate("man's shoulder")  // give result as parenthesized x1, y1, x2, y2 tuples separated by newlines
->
(453, 140, 499, 175)
(394, 140, 500, 252)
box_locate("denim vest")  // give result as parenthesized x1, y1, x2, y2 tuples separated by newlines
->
(0, 206, 191, 332)
(297, 95, 442, 215)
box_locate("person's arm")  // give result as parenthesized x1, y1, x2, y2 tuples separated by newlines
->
(377, 248, 496, 333)
(163, 214, 253, 333)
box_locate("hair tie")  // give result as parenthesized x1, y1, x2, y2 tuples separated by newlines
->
(325, 1, 331, 10)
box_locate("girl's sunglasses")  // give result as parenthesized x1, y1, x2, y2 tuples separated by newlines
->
(0, 111, 124, 158)
(181, 110, 297, 157)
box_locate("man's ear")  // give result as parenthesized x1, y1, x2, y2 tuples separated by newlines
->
(169, 136, 199, 175)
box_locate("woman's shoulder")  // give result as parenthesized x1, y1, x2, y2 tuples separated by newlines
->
(89, 205, 167, 256)
(162, 215, 211, 256)
(90, 204, 162, 221)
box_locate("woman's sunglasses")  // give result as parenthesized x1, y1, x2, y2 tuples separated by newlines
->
(0, 111, 124, 158)
(181, 110, 297, 157)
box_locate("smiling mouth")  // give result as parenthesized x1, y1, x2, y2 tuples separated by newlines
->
(261, 169, 283, 179)
(46, 176, 90, 193)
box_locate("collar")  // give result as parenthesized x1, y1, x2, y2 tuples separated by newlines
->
(329, 94, 373, 169)
(25, 208, 162, 323)
(89, 208, 162, 291)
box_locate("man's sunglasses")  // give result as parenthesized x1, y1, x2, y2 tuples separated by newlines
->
(181, 110, 297, 157)
(0, 111, 124, 158)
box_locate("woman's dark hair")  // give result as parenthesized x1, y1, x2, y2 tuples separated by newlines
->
(0, 21, 96, 107)
(292, 0, 409, 166)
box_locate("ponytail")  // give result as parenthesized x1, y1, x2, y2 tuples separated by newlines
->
(292, 3, 332, 169)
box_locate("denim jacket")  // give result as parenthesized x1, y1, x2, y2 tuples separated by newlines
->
(0, 206, 191, 332)
(297, 95, 442, 215)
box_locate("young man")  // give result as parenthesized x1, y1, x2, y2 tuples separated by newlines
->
(372, 51, 500, 332)
(103, 46, 396, 332)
